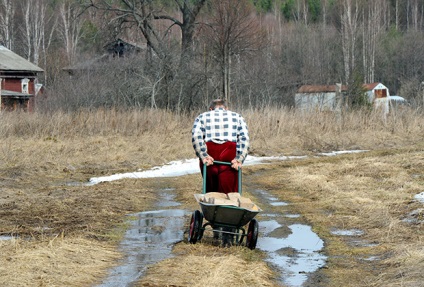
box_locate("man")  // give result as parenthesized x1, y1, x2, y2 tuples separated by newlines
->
(192, 99, 250, 194)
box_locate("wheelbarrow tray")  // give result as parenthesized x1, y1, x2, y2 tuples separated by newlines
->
(194, 194, 261, 228)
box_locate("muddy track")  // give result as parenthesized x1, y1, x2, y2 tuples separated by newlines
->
(95, 164, 329, 287)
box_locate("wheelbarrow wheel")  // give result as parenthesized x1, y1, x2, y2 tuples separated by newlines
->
(246, 219, 259, 250)
(188, 210, 203, 244)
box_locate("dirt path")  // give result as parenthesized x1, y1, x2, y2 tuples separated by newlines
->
(94, 169, 328, 287)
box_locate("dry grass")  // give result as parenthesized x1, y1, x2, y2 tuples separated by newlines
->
(137, 244, 277, 287)
(0, 107, 424, 286)
(248, 149, 424, 287)
(0, 236, 121, 287)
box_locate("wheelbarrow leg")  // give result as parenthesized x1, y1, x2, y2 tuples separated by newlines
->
(222, 227, 235, 247)
(213, 227, 222, 240)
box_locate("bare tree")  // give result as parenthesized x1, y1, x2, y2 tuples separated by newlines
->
(0, 0, 14, 49)
(203, 0, 265, 103)
(22, 0, 50, 65)
(340, 0, 360, 84)
(59, 0, 84, 65)
(362, 0, 387, 83)
(87, 0, 207, 63)
(394, 0, 400, 30)
(410, 0, 420, 31)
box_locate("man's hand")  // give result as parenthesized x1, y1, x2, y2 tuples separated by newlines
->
(231, 159, 242, 170)
(203, 156, 214, 166)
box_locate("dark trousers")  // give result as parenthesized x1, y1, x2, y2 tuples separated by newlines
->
(199, 141, 238, 194)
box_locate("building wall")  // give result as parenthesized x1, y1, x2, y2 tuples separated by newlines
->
(295, 92, 338, 111)
(367, 84, 390, 115)
(3, 78, 36, 94)
(1, 76, 36, 112)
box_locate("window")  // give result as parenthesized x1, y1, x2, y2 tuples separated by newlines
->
(21, 78, 29, 94)
(375, 89, 387, 98)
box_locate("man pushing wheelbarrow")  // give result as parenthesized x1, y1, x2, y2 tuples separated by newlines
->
(192, 98, 250, 194)
(190, 99, 259, 248)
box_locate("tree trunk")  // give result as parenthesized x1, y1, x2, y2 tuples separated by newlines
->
(340, 0, 359, 84)
(0, 0, 14, 49)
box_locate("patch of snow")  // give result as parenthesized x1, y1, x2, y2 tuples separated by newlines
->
(331, 229, 364, 236)
(88, 151, 367, 185)
(319, 150, 368, 156)
(89, 155, 300, 185)
(414, 192, 424, 204)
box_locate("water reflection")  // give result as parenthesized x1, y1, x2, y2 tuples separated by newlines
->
(257, 221, 327, 287)
(253, 189, 327, 287)
(156, 189, 180, 207)
(97, 209, 187, 287)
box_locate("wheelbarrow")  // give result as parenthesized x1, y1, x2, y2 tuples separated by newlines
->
(188, 160, 261, 249)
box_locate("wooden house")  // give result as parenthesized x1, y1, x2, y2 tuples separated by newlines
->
(0, 45, 43, 112)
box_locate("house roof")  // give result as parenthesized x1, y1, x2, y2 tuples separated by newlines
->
(0, 45, 43, 72)
(362, 83, 381, 91)
(297, 84, 348, 93)
(1, 89, 33, 97)
(103, 38, 146, 53)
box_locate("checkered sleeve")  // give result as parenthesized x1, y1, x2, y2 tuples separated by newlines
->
(191, 115, 208, 160)
(236, 115, 250, 163)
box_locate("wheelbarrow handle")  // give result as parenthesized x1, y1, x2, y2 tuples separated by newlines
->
(202, 160, 242, 195)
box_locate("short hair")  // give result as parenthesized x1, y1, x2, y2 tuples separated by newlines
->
(209, 99, 227, 110)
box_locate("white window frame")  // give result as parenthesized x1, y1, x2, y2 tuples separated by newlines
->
(21, 78, 29, 94)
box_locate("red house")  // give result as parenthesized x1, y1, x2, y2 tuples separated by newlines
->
(0, 45, 43, 112)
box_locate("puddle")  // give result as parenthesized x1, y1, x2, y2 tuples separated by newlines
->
(349, 240, 379, 248)
(252, 189, 327, 287)
(284, 214, 301, 218)
(97, 209, 187, 287)
(402, 208, 424, 224)
(257, 222, 326, 287)
(270, 201, 289, 206)
(65, 181, 90, 187)
(156, 188, 180, 207)
(0, 235, 14, 241)
(361, 256, 380, 261)
(330, 229, 364, 236)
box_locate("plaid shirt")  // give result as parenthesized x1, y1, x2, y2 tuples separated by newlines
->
(192, 108, 250, 163)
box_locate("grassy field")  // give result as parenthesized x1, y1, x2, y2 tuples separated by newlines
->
(0, 107, 423, 286)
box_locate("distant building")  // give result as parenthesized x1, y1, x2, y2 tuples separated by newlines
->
(0, 45, 44, 112)
(103, 38, 146, 58)
(63, 38, 146, 75)
(363, 82, 390, 114)
(295, 84, 347, 112)
(295, 82, 391, 113)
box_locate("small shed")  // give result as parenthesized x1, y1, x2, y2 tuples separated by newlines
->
(0, 45, 44, 112)
(363, 82, 390, 113)
(295, 84, 347, 112)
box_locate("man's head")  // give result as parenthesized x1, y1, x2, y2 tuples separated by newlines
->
(209, 99, 227, 110)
